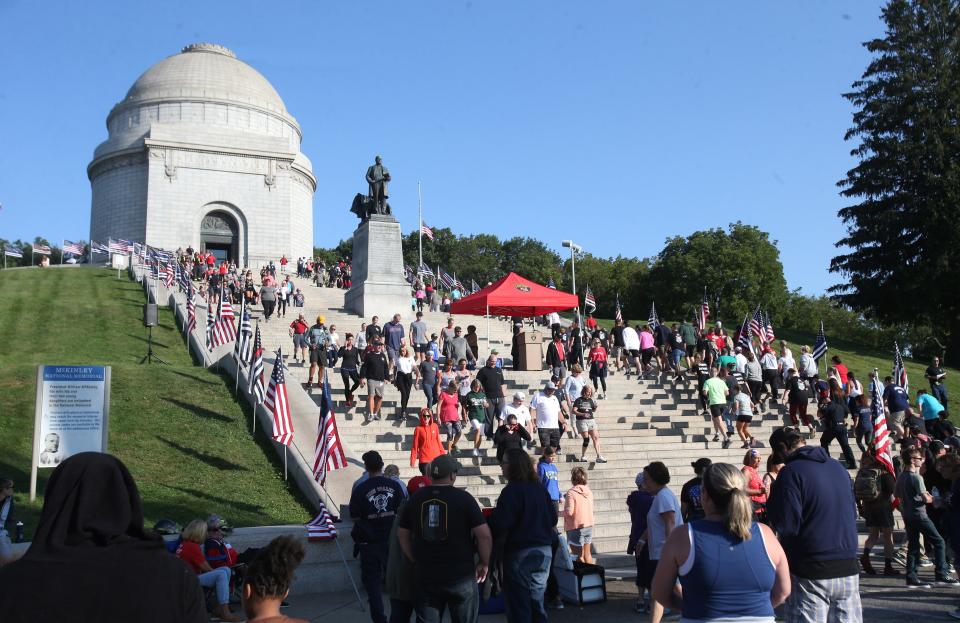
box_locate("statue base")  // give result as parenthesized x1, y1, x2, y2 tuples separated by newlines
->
(345, 215, 410, 318)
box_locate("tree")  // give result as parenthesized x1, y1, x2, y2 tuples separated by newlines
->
(646, 223, 788, 325)
(831, 0, 960, 361)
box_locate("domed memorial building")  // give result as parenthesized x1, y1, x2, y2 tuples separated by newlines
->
(88, 43, 316, 266)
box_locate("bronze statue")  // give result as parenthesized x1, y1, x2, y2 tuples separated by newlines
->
(350, 155, 393, 222)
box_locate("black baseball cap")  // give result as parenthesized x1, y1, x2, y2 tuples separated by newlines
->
(769, 427, 805, 453)
(430, 454, 461, 479)
(362, 451, 384, 472)
(691, 458, 712, 472)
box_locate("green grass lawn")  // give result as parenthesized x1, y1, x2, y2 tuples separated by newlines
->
(0, 267, 313, 538)
(584, 315, 959, 399)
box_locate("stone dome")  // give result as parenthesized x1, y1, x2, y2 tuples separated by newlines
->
(120, 43, 288, 116)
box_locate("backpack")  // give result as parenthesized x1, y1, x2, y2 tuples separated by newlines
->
(854, 467, 882, 503)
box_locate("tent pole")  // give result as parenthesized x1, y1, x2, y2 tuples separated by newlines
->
(486, 303, 490, 356)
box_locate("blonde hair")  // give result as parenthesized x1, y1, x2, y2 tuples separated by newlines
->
(182, 519, 208, 544)
(702, 463, 753, 541)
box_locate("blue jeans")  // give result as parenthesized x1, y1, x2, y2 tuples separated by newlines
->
(414, 575, 478, 623)
(360, 542, 389, 623)
(905, 514, 949, 580)
(503, 546, 552, 623)
(933, 384, 949, 408)
(197, 566, 231, 604)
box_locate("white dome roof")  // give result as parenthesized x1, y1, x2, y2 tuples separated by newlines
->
(122, 43, 288, 115)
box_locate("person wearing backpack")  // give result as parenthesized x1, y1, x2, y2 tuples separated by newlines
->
(856, 452, 899, 576)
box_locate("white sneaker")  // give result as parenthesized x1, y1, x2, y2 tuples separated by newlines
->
(472, 448, 479, 457)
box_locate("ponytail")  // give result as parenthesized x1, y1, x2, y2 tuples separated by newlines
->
(702, 463, 753, 541)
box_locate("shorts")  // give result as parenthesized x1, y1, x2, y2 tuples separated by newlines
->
(292, 334, 307, 349)
(567, 526, 593, 547)
(444, 420, 463, 437)
(685, 344, 696, 357)
(414, 343, 429, 354)
(612, 346, 624, 359)
(470, 418, 485, 432)
(736, 413, 753, 423)
(709, 405, 725, 419)
(368, 380, 385, 397)
(576, 418, 598, 434)
(887, 410, 906, 429)
(641, 348, 656, 366)
(627, 349, 640, 359)
(309, 348, 324, 364)
(861, 504, 894, 529)
(671, 349, 684, 366)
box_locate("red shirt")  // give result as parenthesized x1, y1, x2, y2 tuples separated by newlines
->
(290, 319, 308, 334)
(834, 363, 849, 385)
(589, 347, 607, 365)
(206, 254, 215, 266)
(711, 333, 727, 351)
(176, 540, 206, 574)
(439, 391, 460, 423)
(585, 317, 597, 330)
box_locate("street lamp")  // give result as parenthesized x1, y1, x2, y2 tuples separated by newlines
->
(561, 239, 582, 297)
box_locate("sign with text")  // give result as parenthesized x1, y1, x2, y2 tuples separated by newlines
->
(31, 365, 112, 500)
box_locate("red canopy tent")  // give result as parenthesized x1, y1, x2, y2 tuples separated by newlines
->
(450, 272, 578, 317)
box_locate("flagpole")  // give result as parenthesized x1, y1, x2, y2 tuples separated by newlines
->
(235, 297, 244, 395)
(334, 538, 367, 612)
(284, 446, 288, 481)
(60, 241, 63, 266)
(418, 181, 423, 274)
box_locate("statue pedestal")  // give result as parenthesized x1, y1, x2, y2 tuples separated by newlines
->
(345, 215, 410, 318)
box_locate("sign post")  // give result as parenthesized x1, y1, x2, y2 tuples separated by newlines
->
(30, 365, 112, 501)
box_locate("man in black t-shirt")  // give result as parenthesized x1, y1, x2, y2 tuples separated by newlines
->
(349, 451, 405, 623)
(336, 333, 362, 406)
(694, 354, 711, 416)
(365, 316, 383, 342)
(681, 458, 711, 522)
(398, 455, 491, 621)
(476, 355, 506, 422)
(612, 320, 627, 372)
(360, 340, 390, 421)
(926, 357, 949, 409)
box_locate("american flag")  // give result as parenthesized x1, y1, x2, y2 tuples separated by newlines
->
(812, 320, 828, 361)
(32, 243, 51, 255)
(63, 240, 84, 255)
(305, 500, 338, 541)
(452, 273, 464, 290)
(164, 263, 175, 288)
(893, 341, 909, 394)
(3, 245, 23, 258)
(314, 373, 347, 486)
(265, 349, 294, 446)
(700, 288, 710, 330)
(870, 374, 895, 474)
(248, 324, 266, 404)
(584, 286, 596, 313)
(108, 239, 133, 254)
(737, 313, 754, 355)
(417, 261, 433, 276)
(764, 310, 775, 344)
(439, 268, 457, 290)
(421, 223, 434, 241)
(219, 286, 236, 323)
(547, 277, 557, 290)
(648, 302, 659, 330)
(470, 279, 480, 294)
(234, 301, 253, 366)
(185, 283, 196, 335)
(749, 306, 764, 343)
(614, 295, 623, 323)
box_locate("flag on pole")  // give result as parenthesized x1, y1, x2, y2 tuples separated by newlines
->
(764, 310, 776, 344)
(248, 324, 266, 404)
(420, 224, 434, 241)
(417, 261, 433, 276)
(305, 500, 338, 541)
(3, 245, 23, 258)
(439, 268, 457, 290)
(164, 263, 175, 288)
(235, 303, 253, 366)
(812, 320, 828, 361)
(870, 374, 895, 475)
(648, 302, 659, 330)
(265, 349, 294, 446)
(547, 277, 557, 290)
(614, 295, 623, 324)
(91, 241, 109, 255)
(186, 283, 196, 335)
(314, 373, 347, 486)
(205, 298, 217, 352)
(470, 279, 480, 294)
(31, 243, 51, 255)
(583, 286, 596, 313)
(108, 239, 133, 254)
(737, 314, 754, 355)
(63, 240, 84, 255)
(893, 342, 909, 394)
(700, 288, 710, 329)
(206, 287, 236, 348)
(749, 306, 764, 345)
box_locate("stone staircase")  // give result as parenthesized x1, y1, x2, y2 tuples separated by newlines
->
(250, 275, 803, 555)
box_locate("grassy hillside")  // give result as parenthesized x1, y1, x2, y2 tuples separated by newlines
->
(0, 267, 313, 538)
(588, 315, 959, 399)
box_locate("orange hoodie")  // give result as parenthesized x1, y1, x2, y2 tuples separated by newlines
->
(410, 414, 445, 467)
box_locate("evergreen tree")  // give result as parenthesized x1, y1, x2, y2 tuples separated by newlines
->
(832, 0, 960, 360)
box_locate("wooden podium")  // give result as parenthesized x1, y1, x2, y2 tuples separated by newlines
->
(515, 331, 545, 371)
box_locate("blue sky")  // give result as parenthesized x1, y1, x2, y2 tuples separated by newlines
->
(0, 1, 885, 293)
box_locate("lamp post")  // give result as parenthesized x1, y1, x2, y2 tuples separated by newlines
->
(562, 239, 584, 367)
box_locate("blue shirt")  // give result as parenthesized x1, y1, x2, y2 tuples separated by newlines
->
(918, 393, 946, 421)
(883, 383, 910, 413)
(383, 321, 405, 351)
(538, 461, 561, 501)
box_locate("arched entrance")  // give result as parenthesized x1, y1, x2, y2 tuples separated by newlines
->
(200, 210, 239, 264)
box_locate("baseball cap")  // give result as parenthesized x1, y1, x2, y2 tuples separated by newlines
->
(545, 381, 556, 390)
(429, 454, 461, 480)
(362, 450, 384, 472)
(691, 458, 712, 472)
(634, 471, 646, 487)
(930, 440, 946, 453)
(768, 427, 804, 453)
(407, 477, 430, 495)
(513, 391, 525, 401)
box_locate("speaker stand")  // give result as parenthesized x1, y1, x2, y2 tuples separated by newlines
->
(140, 325, 169, 365)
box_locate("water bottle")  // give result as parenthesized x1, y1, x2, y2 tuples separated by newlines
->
(15, 521, 24, 543)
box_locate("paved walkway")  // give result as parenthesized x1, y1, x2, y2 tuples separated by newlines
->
(275, 571, 960, 622)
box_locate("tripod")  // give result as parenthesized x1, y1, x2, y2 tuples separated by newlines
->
(140, 325, 170, 365)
